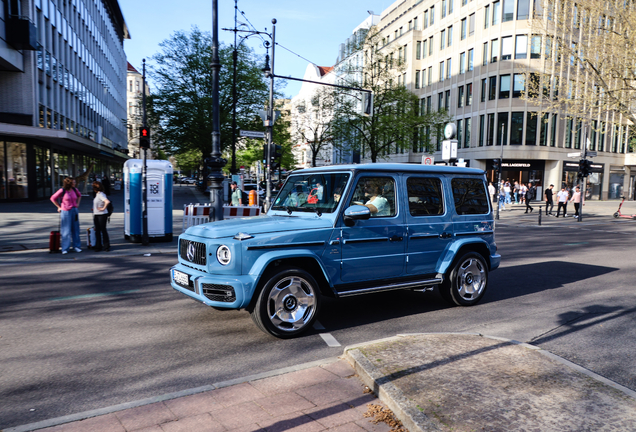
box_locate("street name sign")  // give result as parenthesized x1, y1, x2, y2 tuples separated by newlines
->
(240, 130, 265, 139)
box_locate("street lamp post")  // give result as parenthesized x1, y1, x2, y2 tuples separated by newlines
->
(496, 124, 504, 221)
(208, 0, 227, 221)
(141, 59, 149, 245)
(262, 19, 276, 212)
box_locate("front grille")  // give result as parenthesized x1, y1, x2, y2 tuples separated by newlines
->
(201, 284, 236, 302)
(180, 239, 206, 266)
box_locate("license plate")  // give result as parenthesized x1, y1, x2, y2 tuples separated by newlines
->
(173, 269, 190, 287)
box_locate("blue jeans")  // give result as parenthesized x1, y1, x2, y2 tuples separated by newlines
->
(505, 192, 511, 204)
(60, 207, 81, 252)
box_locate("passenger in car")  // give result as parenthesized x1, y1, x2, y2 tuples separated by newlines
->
(364, 182, 390, 216)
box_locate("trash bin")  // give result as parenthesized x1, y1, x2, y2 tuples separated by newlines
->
(124, 159, 173, 242)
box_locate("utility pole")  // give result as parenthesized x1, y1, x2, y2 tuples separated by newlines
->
(141, 59, 149, 246)
(263, 19, 276, 212)
(230, 0, 238, 175)
(495, 123, 504, 221)
(207, 0, 227, 221)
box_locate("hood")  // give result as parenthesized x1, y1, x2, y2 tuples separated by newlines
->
(185, 214, 334, 239)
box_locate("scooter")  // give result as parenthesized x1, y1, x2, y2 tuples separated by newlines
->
(613, 197, 636, 219)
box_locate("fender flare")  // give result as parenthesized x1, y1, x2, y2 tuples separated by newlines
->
(436, 238, 492, 276)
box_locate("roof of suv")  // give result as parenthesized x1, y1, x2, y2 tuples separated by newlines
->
(292, 163, 484, 176)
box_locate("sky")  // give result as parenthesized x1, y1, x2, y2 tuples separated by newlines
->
(119, 0, 393, 98)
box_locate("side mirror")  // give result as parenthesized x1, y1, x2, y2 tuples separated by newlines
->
(343, 205, 371, 226)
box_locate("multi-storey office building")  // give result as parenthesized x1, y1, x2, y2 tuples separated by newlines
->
(0, 0, 129, 201)
(369, 0, 633, 199)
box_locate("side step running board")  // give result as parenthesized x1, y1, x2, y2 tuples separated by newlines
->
(337, 277, 443, 298)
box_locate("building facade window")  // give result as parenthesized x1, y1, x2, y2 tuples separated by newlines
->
(497, 112, 509, 145)
(415, 70, 421, 88)
(483, 42, 489, 65)
(464, 117, 472, 147)
(440, 61, 445, 81)
(515, 35, 527, 59)
(441, 29, 446, 49)
(513, 73, 525, 97)
(510, 112, 524, 144)
(479, 115, 485, 146)
(461, 19, 467, 40)
(416, 41, 422, 59)
(491, 39, 499, 62)
(493, 1, 501, 25)
(481, 78, 488, 102)
(468, 48, 474, 70)
(487, 113, 495, 145)
(460, 52, 466, 73)
(540, 113, 549, 146)
(448, 26, 453, 47)
(458, 86, 465, 107)
(499, 74, 511, 98)
(484, 5, 490, 28)
(469, 13, 475, 35)
(531, 35, 541, 58)
(517, 0, 531, 19)
(503, 0, 514, 22)
(445, 90, 451, 110)
(447, 58, 452, 79)
(489, 76, 497, 100)
(501, 36, 513, 60)
(466, 83, 473, 105)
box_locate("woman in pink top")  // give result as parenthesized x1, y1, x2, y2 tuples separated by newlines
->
(50, 177, 82, 254)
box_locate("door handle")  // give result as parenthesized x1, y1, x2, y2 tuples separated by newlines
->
(439, 232, 452, 239)
(389, 235, 403, 242)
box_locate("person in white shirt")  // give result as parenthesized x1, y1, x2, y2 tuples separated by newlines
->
(488, 182, 496, 204)
(555, 186, 570, 217)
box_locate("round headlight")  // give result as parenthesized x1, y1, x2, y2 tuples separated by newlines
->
(216, 245, 231, 266)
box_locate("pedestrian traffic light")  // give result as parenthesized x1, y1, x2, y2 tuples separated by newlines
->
(139, 126, 150, 149)
(492, 158, 501, 172)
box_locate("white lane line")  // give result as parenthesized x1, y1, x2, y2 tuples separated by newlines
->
(320, 333, 341, 347)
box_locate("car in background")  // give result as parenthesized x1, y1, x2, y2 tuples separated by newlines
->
(180, 177, 196, 185)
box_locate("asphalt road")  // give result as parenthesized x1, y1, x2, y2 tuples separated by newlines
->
(1, 216, 635, 429)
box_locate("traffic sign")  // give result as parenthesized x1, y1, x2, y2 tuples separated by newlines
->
(586, 151, 597, 157)
(422, 155, 435, 165)
(240, 130, 265, 139)
(567, 152, 581, 158)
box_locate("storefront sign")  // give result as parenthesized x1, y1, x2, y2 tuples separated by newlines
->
(564, 162, 604, 173)
(486, 159, 545, 171)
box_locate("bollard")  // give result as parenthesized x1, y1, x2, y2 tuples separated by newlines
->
(538, 205, 542, 226)
(249, 190, 257, 207)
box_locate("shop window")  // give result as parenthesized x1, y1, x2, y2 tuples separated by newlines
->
(6, 142, 29, 199)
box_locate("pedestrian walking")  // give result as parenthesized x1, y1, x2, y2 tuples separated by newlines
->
(525, 182, 535, 213)
(520, 183, 527, 204)
(555, 186, 569, 217)
(570, 186, 583, 219)
(504, 181, 512, 204)
(498, 186, 506, 211)
(50, 177, 82, 254)
(230, 181, 242, 206)
(544, 184, 554, 215)
(92, 181, 111, 252)
(488, 182, 496, 204)
(513, 181, 520, 204)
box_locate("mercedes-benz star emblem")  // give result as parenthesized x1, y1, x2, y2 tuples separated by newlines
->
(186, 243, 195, 262)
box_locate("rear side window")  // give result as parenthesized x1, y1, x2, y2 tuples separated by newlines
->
(451, 178, 489, 215)
(407, 177, 444, 216)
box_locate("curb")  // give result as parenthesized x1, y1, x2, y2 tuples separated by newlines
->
(343, 332, 636, 432)
(4, 356, 342, 432)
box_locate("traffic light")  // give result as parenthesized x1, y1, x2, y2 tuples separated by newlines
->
(263, 144, 269, 163)
(579, 159, 592, 177)
(492, 158, 501, 172)
(139, 126, 150, 149)
(270, 144, 282, 171)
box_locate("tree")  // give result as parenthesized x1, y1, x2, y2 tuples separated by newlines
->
(332, 26, 451, 163)
(292, 87, 339, 167)
(524, 0, 636, 130)
(146, 27, 274, 173)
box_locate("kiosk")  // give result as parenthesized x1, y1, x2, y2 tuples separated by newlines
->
(124, 159, 173, 242)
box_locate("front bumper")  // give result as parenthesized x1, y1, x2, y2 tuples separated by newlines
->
(490, 253, 501, 271)
(170, 264, 258, 309)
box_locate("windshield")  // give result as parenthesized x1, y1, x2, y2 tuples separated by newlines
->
(271, 173, 350, 214)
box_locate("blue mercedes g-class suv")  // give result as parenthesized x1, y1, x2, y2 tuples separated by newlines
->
(170, 163, 500, 338)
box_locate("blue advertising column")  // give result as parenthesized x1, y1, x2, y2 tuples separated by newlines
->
(124, 159, 173, 242)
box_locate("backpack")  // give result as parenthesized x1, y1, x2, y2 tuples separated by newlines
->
(106, 201, 114, 222)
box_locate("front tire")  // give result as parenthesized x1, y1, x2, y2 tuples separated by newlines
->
(441, 252, 488, 306)
(614, 212, 620, 218)
(251, 268, 321, 338)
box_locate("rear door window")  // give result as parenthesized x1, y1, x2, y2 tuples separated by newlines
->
(406, 177, 445, 216)
(451, 178, 489, 215)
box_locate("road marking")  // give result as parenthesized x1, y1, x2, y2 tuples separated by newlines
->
(319, 333, 341, 347)
(49, 289, 141, 301)
(564, 242, 589, 246)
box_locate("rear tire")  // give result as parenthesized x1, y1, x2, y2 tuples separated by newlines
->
(251, 268, 321, 338)
(614, 212, 620, 218)
(441, 252, 488, 306)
